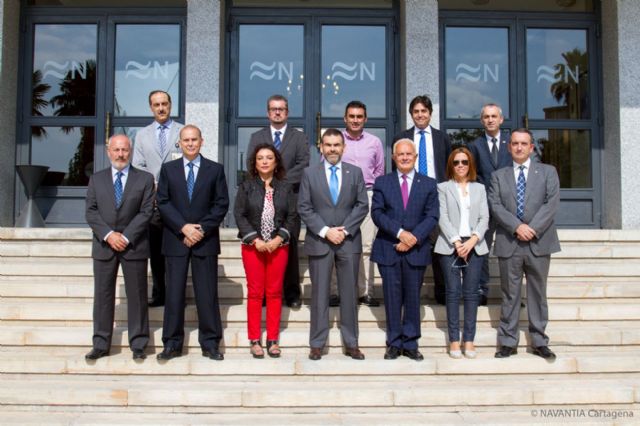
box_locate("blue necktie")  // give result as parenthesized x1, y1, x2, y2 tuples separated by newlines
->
(158, 125, 167, 157)
(329, 165, 339, 205)
(418, 130, 428, 176)
(516, 165, 526, 220)
(274, 131, 282, 151)
(114, 171, 123, 208)
(187, 162, 195, 201)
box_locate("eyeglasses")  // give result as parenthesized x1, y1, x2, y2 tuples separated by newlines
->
(268, 107, 287, 113)
(453, 160, 469, 166)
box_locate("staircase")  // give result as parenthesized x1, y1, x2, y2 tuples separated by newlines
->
(1, 227, 639, 424)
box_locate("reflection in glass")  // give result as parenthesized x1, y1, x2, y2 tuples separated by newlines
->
(238, 25, 304, 117)
(114, 25, 181, 117)
(31, 126, 95, 186)
(32, 24, 97, 117)
(527, 29, 589, 120)
(439, 0, 593, 12)
(446, 128, 484, 147)
(531, 129, 591, 188)
(445, 27, 509, 119)
(237, 127, 263, 184)
(322, 26, 386, 118)
(112, 126, 143, 146)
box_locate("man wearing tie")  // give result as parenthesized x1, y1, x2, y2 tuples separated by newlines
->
(298, 128, 369, 361)
(156, 125, 229, 361)
(371, 139, 439, 361)
(133, 90, 184, 307)
(467, 104, 512, 305)
(248, 94, 310, 308)
(488, 129, 560, 361)
(393, 95, 451, 305)
(85, 134, 155, 361)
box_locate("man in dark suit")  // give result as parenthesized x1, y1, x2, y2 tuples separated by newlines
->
(489, 128, 560, 361)
(298, 128, 369, 361)
(85, 134, 155, 361)
(467, 103, 512, 305)
(132, 90, 184, 307)
(156, 125, 229, 361)
(393, 95, 451, 305)
(371, 139, 439, 361)
(248, 94, 309, 308)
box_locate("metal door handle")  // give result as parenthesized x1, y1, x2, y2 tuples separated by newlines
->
(105, 111, 111, 145)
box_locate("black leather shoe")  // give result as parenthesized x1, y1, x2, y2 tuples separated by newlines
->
(287, 299, 302, 309)
(402, 349, 424, 361)
(494, 346, 517, 358)
(132, 349, 146, 360)
(344, 346, 365, 360)
(479, 295, 488, 306)
(358, 294, 380, 307)
(85, 348, 109, 360)
(148, 298, 164, 307)
(532, 346, 556, 361)
(157, 348, 182, 361)
(384, 346, 401, 360)
(329, 295, 340, 307)
(309, 347, 323, 361)
(202, 348, 224, 361)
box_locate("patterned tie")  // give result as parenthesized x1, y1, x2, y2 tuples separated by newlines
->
(491, 137, 498, 166)
(114, 171, 123, 208)
(329, 165, 339, 205)
(516, 165, 526, 220)
(159, 125, 167, 157)
(418, 130, 428, 176)
(274, 131, 282, 151)
(401, 174, 409, 209)
(186, 162, 195, 201)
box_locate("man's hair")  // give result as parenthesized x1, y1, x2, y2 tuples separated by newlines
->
(344, 100, 367, 117)
(445, 147, 477, 182)
(148, 90, 172, 105)
(180, 124, 202, 139)
(409, 95, 433, 115)
(321, 128, 345, 144)
(480, 103, 503, 118)
(511, 127, 533, 142)
(392, 138, 415, 155)
(106, 134, 131, 148)
(267, 94, 289, 110)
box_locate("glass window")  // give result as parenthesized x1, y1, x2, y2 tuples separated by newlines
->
(29, 0, 185, 6)
(526, 29, 589, 120)
(444, 27, 509, 119)
(531, 129, 591, 188)
(234, 0, 392, 8)
(32, 24, 97, 117)
(237, 127, 264, 184)
(114, 25, 181, 117)
(31, 126, 95, 186)
(238, 25, 304, 117)
(321, 25, 386, 118)
(446, 128, 484, 147)
(439, 0, 593, 13)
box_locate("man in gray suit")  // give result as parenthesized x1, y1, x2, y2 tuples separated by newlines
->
(132, 90, 184, 307)
(298, 128, 369, 361)
(488, 128, 561, 361)
(85, 135, 155, 361)
(248, 94, 310, 308)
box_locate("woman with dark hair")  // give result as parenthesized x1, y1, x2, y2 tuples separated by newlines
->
(233, 143, 298, 358)
(434, 147, 489, 359)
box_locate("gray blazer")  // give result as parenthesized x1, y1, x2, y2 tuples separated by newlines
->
(298, 162, 369, 256)
(434, 180, 489, 255)
(132, 121, 184, 181)
(488, 162, 561, 257)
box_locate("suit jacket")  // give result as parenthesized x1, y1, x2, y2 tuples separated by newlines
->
(370, 172, 439, 267)
(85, 166, 155, 261)
(157, 156, 230, 257)
(132, 121, 184, 181)
(298, 162, 369, 256)
(434, 180, 489, 256)
(247, 126, 310, 190)
(467, 132, 512, 189)
(392, 126, 451, 183)
(488, 162, 561, 257)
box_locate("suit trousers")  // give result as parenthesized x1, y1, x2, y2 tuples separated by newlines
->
(497, 241, 551, 348)
(283, 228, 302, 303)
(92, 256, 149, 351)
(149, 208, 166, 302)
(309, 250, 360, 348)
(163, 253, 223, 352)
(378, 258, 425, 351)
(479, 216, 497, 297)
(241, 244, 289, 341)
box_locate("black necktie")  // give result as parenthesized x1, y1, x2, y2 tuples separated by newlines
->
(491, 137, 498, 166)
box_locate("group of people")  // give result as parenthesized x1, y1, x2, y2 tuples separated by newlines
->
(84, 90, 560, 364)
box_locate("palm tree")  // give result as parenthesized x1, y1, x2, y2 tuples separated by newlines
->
(31, 70, 50, 137)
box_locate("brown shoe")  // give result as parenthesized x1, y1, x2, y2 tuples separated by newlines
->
(344, 346, 365, 360)
(309, 347, 323, 361)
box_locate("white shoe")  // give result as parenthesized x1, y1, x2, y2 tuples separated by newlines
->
(464, 349, 477, 359)
(449, 349, 462, 359)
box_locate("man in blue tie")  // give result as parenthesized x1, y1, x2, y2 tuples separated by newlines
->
(488, 129, 560, 361)
(156, 125, 229, 361)
(393, 95, 451, 306)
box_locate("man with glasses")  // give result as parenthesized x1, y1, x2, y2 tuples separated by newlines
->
(248, 95, 310, 309)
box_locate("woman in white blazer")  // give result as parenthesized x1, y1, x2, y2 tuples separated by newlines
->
(434, 147, 489, 359)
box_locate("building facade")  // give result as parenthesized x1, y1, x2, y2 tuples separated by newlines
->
(1, 0, 638, 229)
